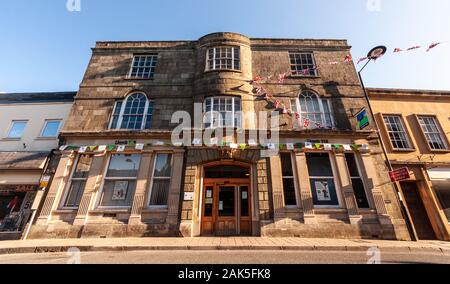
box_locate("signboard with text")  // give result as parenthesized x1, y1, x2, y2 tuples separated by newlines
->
(389, 167, 411, 182)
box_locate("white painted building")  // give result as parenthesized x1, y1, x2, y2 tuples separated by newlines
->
(0, 92, 75, 239)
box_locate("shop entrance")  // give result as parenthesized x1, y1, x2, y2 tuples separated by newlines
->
(201, 164, 251, 236)
(400, 182, 437, 240)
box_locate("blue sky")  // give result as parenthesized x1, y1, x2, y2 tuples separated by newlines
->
(0, 0, 449, 93)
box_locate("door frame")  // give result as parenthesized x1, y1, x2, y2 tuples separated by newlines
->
(200, 161, 252, 236)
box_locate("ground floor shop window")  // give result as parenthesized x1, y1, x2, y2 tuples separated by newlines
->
(61, 154, 93, 208)
(0, 189, 35, 232)
(149, 153, 173, 207)
(434, 184, 450, 222)
(306, 153, 339, 207)
(280, 153, 297, 206)
(345, 153, 370, 209)
(99, 154, 141, 207)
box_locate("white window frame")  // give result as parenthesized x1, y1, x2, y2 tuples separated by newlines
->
(289, 52, 318, 76)
(280, 152, 300, 208)
(128, 54, 158, 79)
(96, 154, 141, 209)
(39, 119, 62, 138)
(306, 152, 343, 209)
(417, 115, 449, 150)
(6, 120, 28, 139)
(382, 115, 413, 150)
(291, 92, 334, 129)
(203, 96, 242, 129)
(109, 93, 154, 130)
(59, 154, 92, 210)
(206, 46, 240, 71)
(147, 153, 174, 209)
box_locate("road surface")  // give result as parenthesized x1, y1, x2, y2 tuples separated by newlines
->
(1, 250, 449, 264)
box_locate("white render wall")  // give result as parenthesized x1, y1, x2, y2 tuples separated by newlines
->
(0, 102, 73, 152)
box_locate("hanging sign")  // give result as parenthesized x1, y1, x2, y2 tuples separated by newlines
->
(355, 108, 370, 130)
(389, 167, 411, 182)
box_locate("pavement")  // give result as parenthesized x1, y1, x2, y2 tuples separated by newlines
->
(0, 237, 449, 256)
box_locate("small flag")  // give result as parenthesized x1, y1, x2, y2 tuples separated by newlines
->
(345, 53, 352, 63)
(278, 73, 286, 83)
(324, 144, 332, 151)
(274, 100, 281, 109)
(98, 145, 107, 152)
(239, 144, 247, 150)
(357, 57, 368, 64)
(252, 76, 262, 83)
(88, 146, 97, 152)
(117, 145, 126, 152)
(59, 145, 68, 151)
(315, 122, 322, 129)
(305, 142, 313, 149)
(314, 143, 322, 150)
(427, 42, 441, 52)
(343, 144, 352, 151)
(406, 46, 421, 51)
(248, 139, 258, 146)
(302, 68, 310, 75)
(267, 143, 276, 150)
(78, 146, 87, 153)
(393, 48, 403, 53)
(303, 118, 310, 128)
(135, 143, 145, 150)
(286, 143, 295, 150)
(230, 143, 238, 149)
(192, 138, 202, 146)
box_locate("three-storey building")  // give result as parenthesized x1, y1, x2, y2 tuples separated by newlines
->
(30, 33, 410, 240)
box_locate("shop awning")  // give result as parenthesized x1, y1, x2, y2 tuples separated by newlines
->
(0, 152, 49, 170)
(428, 168, 450, 181)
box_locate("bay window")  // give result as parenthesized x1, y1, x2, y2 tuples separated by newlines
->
(204, 96, 242, 128)
(206, 47, 240, 71)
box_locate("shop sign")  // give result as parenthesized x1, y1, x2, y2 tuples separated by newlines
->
(389, 167, 411, 182)
(39, 176, 51, 188)
(355, 108, 370, 130)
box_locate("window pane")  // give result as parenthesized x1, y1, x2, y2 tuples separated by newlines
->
(283, 178, 297, 206)
(106, 154, 141, 177)
(100, 180, 136, 207)
(219, 187, 235, 217)
(41, 121, 61, 137)
(149, 179, 170, 206)
(306, 153, 333, 177)
(240, 186, 249, 216)
(280, 153, 293, 176)
(63, 180, 86, 208)
(352, 178, 370, 209)
(204, 186, 214, 216)
(344, 153, 359, 177)
(154, 154, 172, 177)
(73, 155, 93, 179)
(7, 121, 27, 138)
(435, 185, 450, 222)
(129, 55, 158, 79)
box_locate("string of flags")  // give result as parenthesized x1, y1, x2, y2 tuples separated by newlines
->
(357, 42, 444, 64)
(59, 141, 370, 153)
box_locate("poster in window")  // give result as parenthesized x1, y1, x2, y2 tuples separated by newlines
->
(112, 181, 128, 200)
(315, 181, 332, 201)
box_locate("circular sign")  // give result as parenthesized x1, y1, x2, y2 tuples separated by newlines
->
(367, 45, 387, 60)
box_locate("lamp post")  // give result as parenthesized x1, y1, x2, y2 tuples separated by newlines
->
(358, 46, 417, 241)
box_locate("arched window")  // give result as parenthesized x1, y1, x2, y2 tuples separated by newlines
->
(110, 93, 154, 130)
(291, 91, 333, 129)
(204, 96, 242, 128)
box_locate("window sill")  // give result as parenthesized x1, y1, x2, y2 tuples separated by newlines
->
(142, 207, 169, 213)
(391, 148, 416, 153)
(1, 137, 21, 141)
(204, 69, 242, 74)
(90, 208, 132, 214)
(123, 77, 155, 81)
(53, 209, 78, 214)
(35, 137, 58, 141)
(289, 75, 320, 79)
(428, 149, 450, 153)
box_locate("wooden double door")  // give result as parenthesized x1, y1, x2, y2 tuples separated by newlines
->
(201, 179, 251, 236)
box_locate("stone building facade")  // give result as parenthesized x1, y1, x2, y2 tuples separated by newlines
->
(369, 88, 450, 241)
(29, 33, 410, 240)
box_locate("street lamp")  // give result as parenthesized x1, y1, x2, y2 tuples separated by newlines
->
(358, 46, 417, 241)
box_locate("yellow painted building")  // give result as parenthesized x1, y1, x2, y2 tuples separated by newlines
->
(369, 88, 450, 241)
